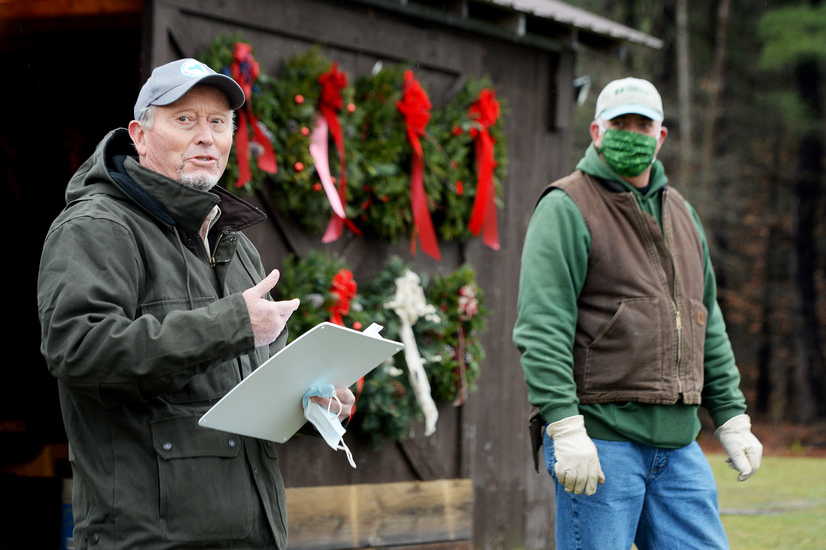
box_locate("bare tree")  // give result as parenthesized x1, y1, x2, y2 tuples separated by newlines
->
(700, 0, 732, 185)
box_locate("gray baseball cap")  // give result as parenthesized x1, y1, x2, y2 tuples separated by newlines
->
(133, 58, 245, 120)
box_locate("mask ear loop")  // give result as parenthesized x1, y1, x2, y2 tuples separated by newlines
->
(325, 395, 356, 468)
(325, 394, 344, 417)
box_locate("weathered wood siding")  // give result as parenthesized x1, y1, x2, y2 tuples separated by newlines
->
(144, 0, 573, 547)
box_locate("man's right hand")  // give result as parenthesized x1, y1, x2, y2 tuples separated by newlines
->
(546, 415, 605, 496)
(242, 270, 300, 348)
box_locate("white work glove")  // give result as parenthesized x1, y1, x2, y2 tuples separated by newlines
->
(714, 414, 763, 481)
(546, 415, 605, 495)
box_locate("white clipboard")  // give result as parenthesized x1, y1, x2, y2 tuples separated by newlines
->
(198, 322, 404, 443)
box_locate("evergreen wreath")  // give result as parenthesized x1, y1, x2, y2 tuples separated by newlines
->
(422, 264, 488, 405)
(431, 76, 509, 243)
(198, 35, 501, 444)
(275, 250, 366, 340)
(356, 256, 424, 446)
(266, 48, 358, 235)
(200, 35, 509, 250)
(199, 34, 277, 194)
(273, 252, 488, 446)
(344, 64, 445, 246)
(200, 38, 356, 234)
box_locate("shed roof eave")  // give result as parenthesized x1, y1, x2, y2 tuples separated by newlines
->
(347, 0, 662, 51)
(493, 0, 663, 49)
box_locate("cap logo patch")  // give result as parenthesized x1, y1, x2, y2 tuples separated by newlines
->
(180, 60, 211, 78)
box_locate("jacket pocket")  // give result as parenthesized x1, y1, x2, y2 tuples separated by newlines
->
(152, 415, 253, 542)
(579, 297, 664, 391)
(261, 440, 288, 545)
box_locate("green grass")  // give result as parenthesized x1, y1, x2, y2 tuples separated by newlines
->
(709, 454, 826, 549)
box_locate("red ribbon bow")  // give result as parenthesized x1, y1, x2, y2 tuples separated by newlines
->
(328, 269, 357, 326)
(231, 42, 277, 188)
(320, 63, 361, 242)
(467, 88, 501, 250)
(328, 268, 363, 417)
(396, 70, 441, 261)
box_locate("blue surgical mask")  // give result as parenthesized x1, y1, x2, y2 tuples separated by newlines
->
(303, 384, 356, 468)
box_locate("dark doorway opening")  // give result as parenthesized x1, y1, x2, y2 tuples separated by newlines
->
(1, 8, 142, 548)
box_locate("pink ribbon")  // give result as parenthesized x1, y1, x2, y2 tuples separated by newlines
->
(309, 117, 345, 220)
(319, 63, 361, 242)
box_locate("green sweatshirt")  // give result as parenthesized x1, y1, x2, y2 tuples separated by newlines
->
(513, 144, 747, 448)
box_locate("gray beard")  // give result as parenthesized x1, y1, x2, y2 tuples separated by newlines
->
(178, 168, 220, 191)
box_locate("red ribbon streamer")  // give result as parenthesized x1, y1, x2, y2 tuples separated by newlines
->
(327, 269, 363, 417)
(328, 269, 357, 326)
(319, 63, 361, 242)
(466, 89, 501, 250)
(231, 42, 277, 188)
(396, 70, 441, 261)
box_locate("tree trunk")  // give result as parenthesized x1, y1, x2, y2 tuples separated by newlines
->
(790, 58, 826, 422)
(675, 0, 693, 181)
(700, 0, 732, 186)
(755, 132, 784, 417)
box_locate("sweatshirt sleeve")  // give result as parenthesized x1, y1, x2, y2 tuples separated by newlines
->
(37, 215, 256, 408)
(513, 189, 591, 424)
(685, 201, 748, 427)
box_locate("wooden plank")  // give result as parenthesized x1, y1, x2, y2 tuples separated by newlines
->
(364, 544, 472, 550)
(286, 479, 472, 549)
(158, 0, 479, 76)
(463, 39, 563, 549)
(0, 0, 141, 19)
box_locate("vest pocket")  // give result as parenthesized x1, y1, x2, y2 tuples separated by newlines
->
(578, 296, 664, 392)
(683, 298, 708, 396)
(152, 415, 253, 542)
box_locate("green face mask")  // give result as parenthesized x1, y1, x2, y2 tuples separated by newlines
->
(598, 128, 657, 178)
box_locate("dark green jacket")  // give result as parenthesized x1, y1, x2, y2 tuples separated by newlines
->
(38, 129, 289, 548)
(513, 145, 747, 448)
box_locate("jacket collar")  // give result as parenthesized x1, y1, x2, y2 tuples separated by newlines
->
(102, 129, 266, 233)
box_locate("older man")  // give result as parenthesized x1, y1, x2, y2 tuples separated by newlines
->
(37, 58, 353, 549)
(514, 77, 763, 549)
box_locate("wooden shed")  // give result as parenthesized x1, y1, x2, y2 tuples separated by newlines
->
(2, 1, 659, 548)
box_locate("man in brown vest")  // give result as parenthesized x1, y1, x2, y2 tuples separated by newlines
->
(514, 77, 762, 550)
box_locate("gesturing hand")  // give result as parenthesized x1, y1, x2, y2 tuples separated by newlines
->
(242, 270, 300, 348)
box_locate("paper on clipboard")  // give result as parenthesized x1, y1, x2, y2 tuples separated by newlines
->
(198, 322, 403, 443)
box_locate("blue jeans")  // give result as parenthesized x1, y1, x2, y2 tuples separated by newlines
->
(544, 432, 729, 550)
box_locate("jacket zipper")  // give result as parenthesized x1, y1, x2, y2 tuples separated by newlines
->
(630, 191, 684, 395)
(209, 232, 225, 268)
